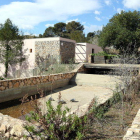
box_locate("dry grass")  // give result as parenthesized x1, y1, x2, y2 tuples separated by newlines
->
(84, 93, 140, 140)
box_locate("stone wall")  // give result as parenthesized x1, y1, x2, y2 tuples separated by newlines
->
(94, 56, 105, 64)
(0, 72, 76, 103)
(0, 63, 86, 103)
(60, 41, 75, 63)
(35, 40, 60, 57)
(35, 40, 75, 65)
(35, 40, 60, 66)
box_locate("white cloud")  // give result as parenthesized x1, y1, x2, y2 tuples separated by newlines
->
(123, 0, 140, 9)
(105, 0, 111, 5)
(0, 0, 101, 29)
(24, 32, 31, 35)
(95, 16, 101, 21)
(117, 8, 124, 14)
(66, 19, 79, 24)
(113, 6, 116, 11)
(45, 24, 54, 27)
(24, 32, 39, 36)
(82, 21, 86, 25)
(94, 10, 101, 15)
(84, 25, 102, 35)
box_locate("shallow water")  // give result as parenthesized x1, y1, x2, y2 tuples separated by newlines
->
(0, 98, 35, 118)
(0, 91, 52, 118)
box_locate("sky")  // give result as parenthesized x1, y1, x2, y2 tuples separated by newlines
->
(0, 0, 139, 36)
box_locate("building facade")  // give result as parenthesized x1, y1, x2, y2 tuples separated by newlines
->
(75, 43, 103, 63)
(0, 37, 76, 78)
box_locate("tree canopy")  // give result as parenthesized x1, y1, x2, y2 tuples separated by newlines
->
(43, 26, 55, 37)
(69, 31, 86, 43)
(0, 18, 25, 77)
(66, 21, 84, 33)
(41, 21, 102, 43)
(99, 10, 140, 54)
(53, 22, 66, 37)
(41, 21, 86, 42)
(87, 32, 95, 38)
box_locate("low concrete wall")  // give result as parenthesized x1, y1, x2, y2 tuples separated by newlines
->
(88, 55, 105, 64)
(0, 63, 86, 103)
(0, 72, 76, 103)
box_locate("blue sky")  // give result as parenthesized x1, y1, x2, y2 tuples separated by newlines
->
(0, 0, 139, 36)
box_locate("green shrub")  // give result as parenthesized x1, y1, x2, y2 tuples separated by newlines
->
(89, 92, 121, 120)
(0, 76, 5, 80)
(24, 100, 87, 140)
(91, 51, 117, 59)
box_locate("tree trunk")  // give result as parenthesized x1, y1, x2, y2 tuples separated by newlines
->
(4, 43, 9, 77)
(5, 60, 8, 77)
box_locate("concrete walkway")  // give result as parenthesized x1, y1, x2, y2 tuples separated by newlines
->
(84, 63, 140, 70)
(39, 74, 121, 116)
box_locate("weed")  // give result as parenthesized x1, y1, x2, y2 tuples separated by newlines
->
(23, 93, 88, 140)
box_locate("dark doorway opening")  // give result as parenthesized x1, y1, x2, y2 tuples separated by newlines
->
(91, 49, 94, 63)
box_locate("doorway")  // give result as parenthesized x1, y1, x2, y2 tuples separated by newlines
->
(91, 49, 94, 63)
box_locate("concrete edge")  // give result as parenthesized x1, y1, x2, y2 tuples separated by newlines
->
(123, 109, 140, 140)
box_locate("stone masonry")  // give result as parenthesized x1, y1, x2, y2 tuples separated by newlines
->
(35, 40, 75, 64)
(60, 41, 75, 63)
(0, 72, 76, 103)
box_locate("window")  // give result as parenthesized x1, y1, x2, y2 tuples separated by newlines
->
(30, 49, 32, 53)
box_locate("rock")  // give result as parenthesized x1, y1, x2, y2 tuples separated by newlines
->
(58, 100, 66, 104)
(133, 128, 140, 133)
(0, 124, 7, 132)
(20, 137, 26, 140)
(20, 82, 24, 87)
(10, 124, 24, 137)
(9, 82, 13, 88)
(0, 86, 5, 91)
(27, 80, 32, 85)
(48, 97, 55, 101)
(0, 116, 3, 121)
(3, 82, 8, 87)
(27, 137, 33, 140)
(126, 130, 134, 136)
(70, 99, 78, 102)
(5, 132, 10, 138)
(14, 82, 20, 88)
(54, 76, 57, 80)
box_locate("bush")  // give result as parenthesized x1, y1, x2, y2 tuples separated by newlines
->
(0, 76, 5, 80)
(24, 98, 88, 140)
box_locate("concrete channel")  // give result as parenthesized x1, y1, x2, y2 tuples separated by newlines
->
(39, 73, 121, 117)
(0, 63, 139, 139)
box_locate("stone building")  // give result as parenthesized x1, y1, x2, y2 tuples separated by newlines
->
(24, 37, 76, 68)
(0, 37, 76, 78)
(35, 37, 76, 64)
